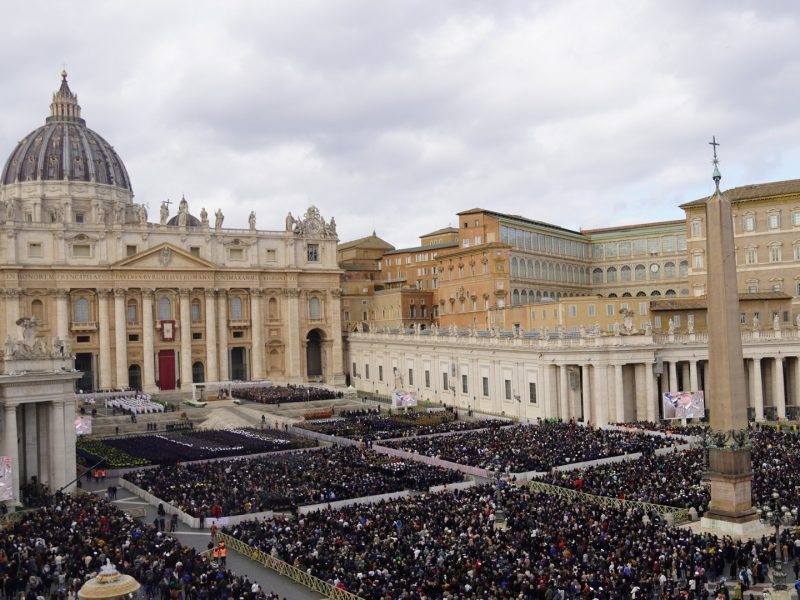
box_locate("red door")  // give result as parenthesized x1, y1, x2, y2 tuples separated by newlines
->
(158, 350, 176, 390)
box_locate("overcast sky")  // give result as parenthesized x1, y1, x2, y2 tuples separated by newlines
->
(1, 1, 798, 248)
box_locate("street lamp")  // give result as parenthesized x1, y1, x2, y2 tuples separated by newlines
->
(759, 489, 798, 589)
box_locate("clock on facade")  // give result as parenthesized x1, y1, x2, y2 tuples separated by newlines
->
(650, 264, 660, 273)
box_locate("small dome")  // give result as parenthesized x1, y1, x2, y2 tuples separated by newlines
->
(0, 71, 132, 193)
(166, 213, 201, 227)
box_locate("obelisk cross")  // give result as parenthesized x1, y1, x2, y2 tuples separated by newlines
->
(709, 136, 720, 164)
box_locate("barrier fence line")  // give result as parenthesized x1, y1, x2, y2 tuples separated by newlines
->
(217, 532, 365, 600)
(527, 480, 691, 524)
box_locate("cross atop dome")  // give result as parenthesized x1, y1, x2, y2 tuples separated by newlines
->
(48, 69, 83, 124)
(709, 136, 721, 187)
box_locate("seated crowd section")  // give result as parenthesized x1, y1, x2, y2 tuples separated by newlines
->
(77, 388, 164, 414)
(383, 421, 679, 472)
(224, 483, 800, 600)
(297, 410, 508, 441)
(78, 428, 316, 467)
(123, 446, 464, 516)
(0, 493, 283, 600)
(233, 384, 341, 404)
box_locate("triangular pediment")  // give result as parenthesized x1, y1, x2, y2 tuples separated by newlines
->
(112, 243, 218, 270)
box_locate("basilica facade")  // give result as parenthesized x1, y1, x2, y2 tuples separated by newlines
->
(0, 72, 344, 393)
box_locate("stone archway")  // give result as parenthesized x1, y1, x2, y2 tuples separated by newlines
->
(306, 329, 324, 378)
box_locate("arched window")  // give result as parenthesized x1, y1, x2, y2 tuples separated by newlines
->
(634, 264, 646, 281)
(31, 299, 44, 321)
(190, 299, 201, 322)
(521, 290, 528, 304)
(665, 289, 676, 296)
(127, 300, 138, 324)
(158, 297, 171, 320)
(74, 298, 90, 322)
(192, 361, 205, 383)
(607, 267, 617, 283)
(534, 261, 541, 279)
(679, 261, 689, 278)
(527, 259, 534, 278)
(520, 260, 528, 278)
(622, 292, 632, 297)
(230, 296, 243, 320)
(548, 263, 555, 281)
(511, 257, 519, 277)
(636, 291, 647, 297)
(309, 297, 321, 319)
(512, 289, 520, 306)
(651, 290, 661, 297)
(592, 268, 603, 284)
(608, 293, 618, 298)
(268, 297, 278, 320)
(664, 262, 676, 278)
(620, 265, 631, 282)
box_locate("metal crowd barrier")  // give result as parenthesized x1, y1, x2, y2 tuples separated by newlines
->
(217, 532, 365, 600)
(527, 480, 691, 524)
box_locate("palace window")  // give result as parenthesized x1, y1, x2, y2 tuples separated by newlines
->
(28, 242, 43, 258)
(127, 300, 138, 324)
(462, 374, 468, 394)
(482, 376, 489, 396)
(743, 214, 755, 232)
(307, 244, 319, 262)
(768, 212, 780, 229)
(691, 221, 701, 237)
(745, 247, 758, 265)
(191, 299, 202, 322)
(126, 245, 137, 257)
(31, 299, 44, 322)
(769, 245, 782, 263)
(230, 296, 243, 320)
(529, 382, 537, 404)
(309, 297, 321, 319)
(158, 297, 172, 320)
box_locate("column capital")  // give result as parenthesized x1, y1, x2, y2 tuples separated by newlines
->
(179, 288, 192, 297)
(215, 288, 228, 298)
(4, 402, 18, 411)
(53, 288, 70, 298)
(204, 289, 217, 299)
(330, 288, 342, 298)
(4, 289, 21, 298)
(284, 288, 300, 298)
(113, 288, 127, 298)
(141, 288, 155, 298)
(96, 288, 112, 297)
(251, 289, 264, 298)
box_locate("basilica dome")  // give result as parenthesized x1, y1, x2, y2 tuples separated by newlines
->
(0, 71, 132, 194)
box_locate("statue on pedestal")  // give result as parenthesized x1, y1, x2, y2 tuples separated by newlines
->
(214, 209, 224, 230)
(200, 207, 208, 226)
(248, 211, 256, 231)
(159, 202, 169, 225)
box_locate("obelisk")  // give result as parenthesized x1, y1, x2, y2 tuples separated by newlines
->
(700, 138, 759, 535)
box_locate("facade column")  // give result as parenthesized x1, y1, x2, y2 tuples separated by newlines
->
(23, 404, 38, 483)
(581, 364, 591, 423)
(614, 363, 624, 423)
(559, 364, 570, 420)
(689, 360, 699, 393)
(97, 289, 112, 389)
(5, 290, 20, 338)
(285, 289, 302, 383)
(113, 289, 129, 388)
(217, 290, 229, 381)
(681, 363, 690, 391)
(142, 289, 156, 393)
(250, 290, 264, 380)
(3, 404, 19, 506)
(750, 358, 764, 421)
(36, 405, 50, 485)
(48, 401, 66, 491)
(179, 289, 192, 391)
(62, 398, 77, 492)
(794, 357, 800, 413)
(773, 357, 786, 419)
(593, 364, 609, 427)
(329, 289, 345, 384)
(645, 362, 657, 422)
(204, 291, 219, 383)
(54, 289, 69, 340)
(668, 360, 678, 394)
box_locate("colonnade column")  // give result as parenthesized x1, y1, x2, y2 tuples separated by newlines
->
(581, 364, 591, 423)
(750, 358, 764, 421)
(97, 289, 112, 389)
(285, 289, 302, 382)
(668, 361, 678, 393)
(250, 290, 264, 380)
(23, 404, 38, 483)
(114, 289, 129, 388)
(329, 289, 344, 384)
(593, 364, 609, 427)
(645, 363, 657, 422)
(3, 404, 19, 506)
(559, 365, 570, 420)
(142, 290, 156, 392)
(204, 290, 219, 383)
(62, 398, 77, 492)
(794, 358, 800, 411)
(54, 289, 69, 340)
(614, 364, 624, 423)
(217, 290, 229, 381)
(773, 357, 786, 419)
(179, 289, 192, 391)
(49, 401, 66, 491)
(689, 360, 698, 393)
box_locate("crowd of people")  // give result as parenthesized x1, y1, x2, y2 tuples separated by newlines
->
(611, 421, 708, 436)
(298, 411, 508, 442)
(123, 446, 463, 517)
(224, 483, 799, 599)
(0, 492, 285, 600)
(233, 385, 341, 405)
(88, 428, 317, 466)
(384, 421, 679, 472)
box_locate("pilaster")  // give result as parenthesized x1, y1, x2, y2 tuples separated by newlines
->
(97, 289, 112, 389)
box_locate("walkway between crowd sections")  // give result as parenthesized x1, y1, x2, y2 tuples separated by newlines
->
(81, 477, 322, 600)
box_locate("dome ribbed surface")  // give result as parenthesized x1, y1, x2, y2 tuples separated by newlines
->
(0, 71, 132, 193)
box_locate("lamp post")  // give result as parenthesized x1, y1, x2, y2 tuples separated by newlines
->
(759, 489, 798, 589)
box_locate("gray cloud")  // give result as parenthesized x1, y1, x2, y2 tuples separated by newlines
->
(1, 1, 799, 248)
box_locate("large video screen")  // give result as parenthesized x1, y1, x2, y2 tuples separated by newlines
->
(392, 390, 418, 408)
(662, 391, 705, 420)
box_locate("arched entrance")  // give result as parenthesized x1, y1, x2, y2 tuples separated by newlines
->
(128, 364, 142, 391)
(192, 361, 205, 383)
(306, 329, 324, 378)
